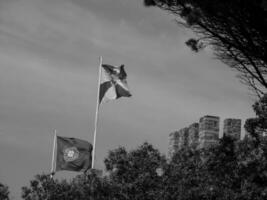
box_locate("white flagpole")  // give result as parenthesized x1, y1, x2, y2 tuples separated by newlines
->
(50, 129, 57, 178)
(91, 56, 102, 169)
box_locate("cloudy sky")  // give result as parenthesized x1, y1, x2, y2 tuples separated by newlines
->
(0, 0, 255, 198)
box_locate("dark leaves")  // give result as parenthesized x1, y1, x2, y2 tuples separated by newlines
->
(143, 0, 157, 7)
(143, 0, 267, 95)
(185, 38, 204, 52)
(0, 183, 10, 200)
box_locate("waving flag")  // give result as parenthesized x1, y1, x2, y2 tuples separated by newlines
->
(90, 61, 132, 169)
(56, 136, 92, 172)
(99, 64, 131, 104)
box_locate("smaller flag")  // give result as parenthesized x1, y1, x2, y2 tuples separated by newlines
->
(56, 136, 92, 172)
(99, 64, 131, 104)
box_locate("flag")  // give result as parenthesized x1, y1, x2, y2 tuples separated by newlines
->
(99, 64, 131, 104)
(56, 136, 92, 172)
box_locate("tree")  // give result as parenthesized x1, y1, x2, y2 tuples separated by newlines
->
(21, 140, 267, 200)
(104, 142, 166, 200)
(21, 172, 112, 200)
(22, 174, 72, 200)
(245, 93, 267, 142)
(163, 136, 267, 200)
(144, 0, 267, 96)
(0, 183, 10, 200)
(22, 143, 166, 200)
(163, 147, 210, 200)
(235, 137, 267, 200)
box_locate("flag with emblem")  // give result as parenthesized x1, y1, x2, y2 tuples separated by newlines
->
(56, 136, 92, 172)
(99, 64, 131, 104)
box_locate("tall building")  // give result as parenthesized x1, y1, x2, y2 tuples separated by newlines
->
(168, 131, 180, 159)
(198, 115, 220, 148)
(223, 118, 241, 140)
(188, 123, 199, 148)
(168, 127, 189, 159)
(168, 115, 244, 158)
(179, 127, 189, 148)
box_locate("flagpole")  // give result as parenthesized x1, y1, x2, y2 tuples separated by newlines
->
(91, 56, 102, 169)
(50, 129, 57, 178)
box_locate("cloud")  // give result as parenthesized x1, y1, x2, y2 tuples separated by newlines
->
(0, 0, 253, 156)
(0, 0, 255, 198)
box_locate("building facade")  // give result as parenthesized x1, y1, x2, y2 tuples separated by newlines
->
(187, 123, 199, 148)
(223, 118, 241, 140)
(168, 131, 180, 159)
(168, 115, 242, 159)
(198, 115, 220, 148)
(179, 127, 189, 148)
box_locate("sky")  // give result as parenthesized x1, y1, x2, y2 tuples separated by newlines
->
(0, 0, 256, 199)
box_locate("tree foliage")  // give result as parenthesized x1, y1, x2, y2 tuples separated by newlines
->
(21, 143, 166, 200)
(21, 139, 267, 200)
(245, 93, 267, 143)
(104, 142, 166, 200)
(21, 171, 112, 200)
(164, 135, 267, 200)
(0, 183, 10, 200)
(144, 0, 267, 96)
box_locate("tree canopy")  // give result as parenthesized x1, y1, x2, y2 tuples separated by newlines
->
(21, 137, 267, 200)
(21, 143, 166, 200)
(245, 93, 267, 143)
(21, 171, 112, 200)
(144, 0, 267, 96)
(104, 142, 166, 200)
(0, 183, 10, 200)
(19, 95, 267, 200)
